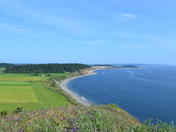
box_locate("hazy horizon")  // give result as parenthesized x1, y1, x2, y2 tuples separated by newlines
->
(1, 62, 175, 67)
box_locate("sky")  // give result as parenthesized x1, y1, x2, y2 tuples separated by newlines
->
(0, 0, 176, 65)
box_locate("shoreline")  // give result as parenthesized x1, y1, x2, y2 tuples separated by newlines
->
(58, 72, 96, 107)
(58, 67, 139, 107)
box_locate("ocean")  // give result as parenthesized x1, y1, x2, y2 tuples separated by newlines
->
(68, 65, 176, 123)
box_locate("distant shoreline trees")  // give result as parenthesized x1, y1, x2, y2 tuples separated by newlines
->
(0, 63, 15, 68)
(5, 63, 90, 73)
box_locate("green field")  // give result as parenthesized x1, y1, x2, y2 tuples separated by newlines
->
(0, 68, 5, 71)
(0, 86, 38, 103)
(0, 73, 70, 111)
(0, 68, 5, 74)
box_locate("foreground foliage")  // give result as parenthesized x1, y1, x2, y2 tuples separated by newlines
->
(0, 105, 176, 132)
(0, 104, 140, 132)
(1, 104, 175, 132)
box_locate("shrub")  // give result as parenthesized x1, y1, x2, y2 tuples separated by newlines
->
(0, 110, 8, 116)
(15, 107, 23, 113)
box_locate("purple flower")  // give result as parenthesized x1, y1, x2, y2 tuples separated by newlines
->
(72, 126, 77, 131)
(42, 113, 44, 116)
(61, 106, 65, 109)
(28, 122, 32, 126)
(72, 119, 76, 122)
(19, 129, 23, 132)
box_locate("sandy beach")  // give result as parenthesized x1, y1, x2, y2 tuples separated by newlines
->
(58, 73, 96, 107)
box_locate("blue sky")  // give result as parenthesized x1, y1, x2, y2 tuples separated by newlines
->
(0, 0, 176, 65)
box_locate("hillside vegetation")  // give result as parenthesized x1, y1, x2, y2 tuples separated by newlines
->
(0, 63, 14, 68)
(0, 104, 140, 131)
(1, 104, 176, 132)
(5, 63, 90, 73)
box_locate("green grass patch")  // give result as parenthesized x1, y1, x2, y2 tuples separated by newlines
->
(0, 73, 44, 81)
(0, 68, 5, 74)
(0, 73, 70, 81)
(0, 72, 71, 111)
(0, 81, 31, 86)
(0, 73, 32, 77)
(0, 82, 70, 110)
(49, 73, 69, 76)
(0, 68, 5, 71)
(0, 81, 31, 84)
(0, 86, 38, 103)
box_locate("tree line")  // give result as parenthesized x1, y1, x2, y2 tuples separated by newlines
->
(0, 63, 15, 68)
(5, 63, 90, 73)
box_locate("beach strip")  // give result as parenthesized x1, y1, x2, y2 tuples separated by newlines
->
(58, 73, 96, 107)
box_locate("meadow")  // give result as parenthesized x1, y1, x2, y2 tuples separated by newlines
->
(0, 72, 71, 111)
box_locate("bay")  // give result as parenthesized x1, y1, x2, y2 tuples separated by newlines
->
(68, 65, 176, 123)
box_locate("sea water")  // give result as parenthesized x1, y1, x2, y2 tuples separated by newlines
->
(68, 65, 176, 123)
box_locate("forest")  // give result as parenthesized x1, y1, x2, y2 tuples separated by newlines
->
(0, 63, 15, 68)
(5, 63, 90, 73)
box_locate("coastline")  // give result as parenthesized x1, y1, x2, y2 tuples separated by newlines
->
(58, 67, 139, 107)
(58, 72, 96, 107)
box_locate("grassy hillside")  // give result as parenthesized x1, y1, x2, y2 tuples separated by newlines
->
(0, 104, 140, 131)
(0, 73, 71, 111)
(1, 104, 175, 132)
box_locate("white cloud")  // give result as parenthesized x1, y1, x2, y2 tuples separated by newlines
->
(112, 13, 138, 21)
(0, 22, 42, 38)
(121, 13, 137, 19)
(85, 40, 107, 46)
(0, 0, 99, 38)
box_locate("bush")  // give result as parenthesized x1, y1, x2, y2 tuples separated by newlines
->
(15, 107, 23, 113)
(0, 110, 8, 116)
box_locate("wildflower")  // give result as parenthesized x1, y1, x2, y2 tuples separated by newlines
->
(19, 129, 23, 132)
(72, 126, 77, 131)
(72, 119, 76, 122)
(61, 107, 65, 109)
(28, 122, 32, 126)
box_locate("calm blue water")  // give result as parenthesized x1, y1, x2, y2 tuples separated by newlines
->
(68, 65, 176, 123)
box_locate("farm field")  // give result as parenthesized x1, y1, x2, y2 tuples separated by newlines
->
(0, 72, 70, 111)
(0, 68, 5, 74)
(0, 68, 6, 71)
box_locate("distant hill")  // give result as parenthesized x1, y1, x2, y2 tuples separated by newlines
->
(121, 65, 138, 68)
